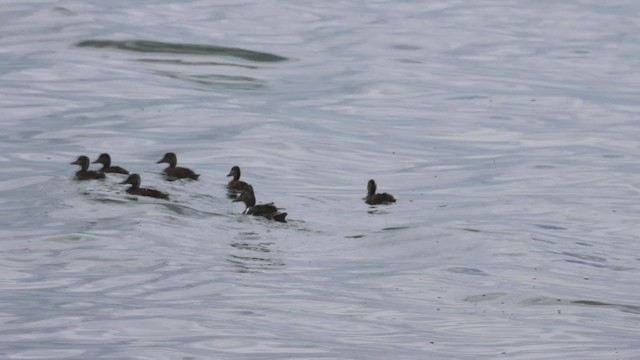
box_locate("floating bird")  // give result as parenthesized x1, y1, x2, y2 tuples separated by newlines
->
(227, 165, 251, 192)
(93, 153, 129, 174)
(156, 152, 199, 180)
(233, 185, 287, 222)
(365, 179, 396, 205)
(70, 155, 105, 180)
(120, 173, 169, 199)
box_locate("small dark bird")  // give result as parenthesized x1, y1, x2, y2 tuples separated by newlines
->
(227, 165, 251, 192)
(365, 179, 396, 205)
(156, 152, 199, 180)
(70, 155, 105, 180)
(120, 174, 169, 199)
(93, 153, 129, 174)
(233, 185, 287, 222)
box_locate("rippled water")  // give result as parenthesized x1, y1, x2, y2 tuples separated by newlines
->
(2, 1, 640, 359)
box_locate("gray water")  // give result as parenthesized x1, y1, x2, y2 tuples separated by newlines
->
(1, 1, 640, 359)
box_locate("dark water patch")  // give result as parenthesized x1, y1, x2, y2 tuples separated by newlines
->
(447, 267, 488, 276)
(532, 164, 555, 169)
(367, 208, 390, 215)
(570, 300, 640, 315)
(524, 297, 640, 315)
(76, 40, 288, 62)
(392, 44, 421, 51)
(531, 236, 556, 244)
(159, 203, 223, 217)
(397, 58, 424, 64)
(460, 227, 481, 233)
(52, 7, 76, 16)
(345, 235, 365, 239)
(562, 252, 606, 263)
(574, 241, 593, 247)
(572, 49, 590, 55)
(447, 95, 491, 101)
(382, 226, 409, 231)
(523, 296, 565, 305)
(137, 58, 259, 69)
(534, 224, 567, 231)
(463, 292, 506, 302)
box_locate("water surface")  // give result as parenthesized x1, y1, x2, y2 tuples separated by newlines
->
(1, 1, 640, 359)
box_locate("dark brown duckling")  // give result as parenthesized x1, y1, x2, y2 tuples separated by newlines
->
(120, 173, 169, 200)
(93, 153, 129, 174)
(70, 155, 105, 180)
(233, 185, 287, 222)
(156, 152, 199, 180)
(365, 179, 396, 205)
(227, 165, 251, 192)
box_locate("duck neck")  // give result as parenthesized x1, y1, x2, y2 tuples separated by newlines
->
(367, 186, 376, 197)
(80, 159, 90, 172)
(244, 192, 256, 207)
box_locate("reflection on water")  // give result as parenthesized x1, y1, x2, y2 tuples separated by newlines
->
(229, 240, 284, 273)
(155, 70, 265, 91)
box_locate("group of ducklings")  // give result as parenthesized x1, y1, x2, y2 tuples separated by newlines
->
(70, 152, 396, 223)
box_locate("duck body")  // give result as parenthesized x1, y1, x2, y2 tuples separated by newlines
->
(365, 179, 396, 205)
(233, 185, 287, 222)
(226, 165, 251, 191)
(121, 174, 169, 200)
(93, 153, 129, 174)
(157, 152, 199, 180)
(71, 155, 105, 180)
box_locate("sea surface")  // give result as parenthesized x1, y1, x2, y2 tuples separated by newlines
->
(1, 1, 640, 359)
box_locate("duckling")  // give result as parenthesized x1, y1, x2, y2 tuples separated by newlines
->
(120, 174, 169, 200)
(233, 185, 287, 222)
(156, 152, 199, 180)
(70, 155, 105, 180)
(226, 165, 251, 192)
(93, 153, 129, 174)
(365, 179, 396, 205)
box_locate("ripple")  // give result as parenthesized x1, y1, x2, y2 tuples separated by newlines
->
(447, 267, 489, 276)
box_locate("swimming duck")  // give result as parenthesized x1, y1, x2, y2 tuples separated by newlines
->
(93, 153, 129, 174)
(233, 185, 287, 222)
(70, 155, 105, 180)
(365, 179, 396, 205)
(120, 173, 169, 199)
(156, 152, 200, 180)
(227, 165, 251, 192)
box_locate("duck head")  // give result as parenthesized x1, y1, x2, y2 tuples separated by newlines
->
(156, 152, 177, 167)
(70, 155, 91, 171)
(227, 165, 241, 180)
(93, 153, 111, 167)
(120, 173, 141, 189)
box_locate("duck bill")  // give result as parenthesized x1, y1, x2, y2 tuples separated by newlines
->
(226, 172, 233, 177)
(70, 159, 80, 165)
